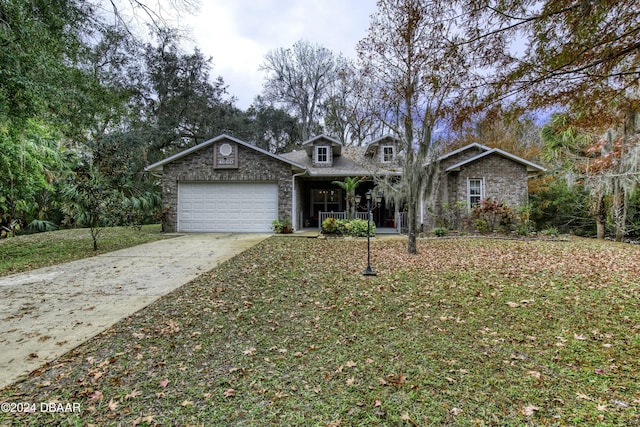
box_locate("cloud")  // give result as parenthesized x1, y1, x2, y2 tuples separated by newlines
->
(181, 0, 376, 108)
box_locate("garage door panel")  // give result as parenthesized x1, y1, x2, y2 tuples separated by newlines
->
(178, 182, 278, 232)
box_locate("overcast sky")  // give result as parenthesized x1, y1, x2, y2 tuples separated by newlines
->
(177, 0, 377, 109)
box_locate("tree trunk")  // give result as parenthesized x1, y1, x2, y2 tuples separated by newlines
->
(596, 194, 606, 239)
(407, 200, 418, 254)
(613, 183, 625, 242)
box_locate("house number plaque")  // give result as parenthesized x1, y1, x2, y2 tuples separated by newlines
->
(214, 142, 238, 169)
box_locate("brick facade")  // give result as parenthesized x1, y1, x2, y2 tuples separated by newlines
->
(431, 152, 529, 229)
(450, 153, 528, 207)
(160, 140, 292, 232)
(148, 136, 542, 233)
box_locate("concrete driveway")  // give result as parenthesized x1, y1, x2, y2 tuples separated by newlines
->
(0, 233, 269, 390)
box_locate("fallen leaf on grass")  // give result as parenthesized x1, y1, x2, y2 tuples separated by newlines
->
(181, 400, 193, 407)
(528, 370, 541, 380)
(243, 347, 256, 356)
(506, 301, 520, 308)
(107, 399, 118, 411)
(124, 389, 142, 400)
(89, 390, 103, 401)
(158, 379, 169, 388)
(346, 377, 355, 386)
(132, 416, 154, 426)
(450, 407, 463, 416)
(223, 388, 236, 398)
(522, 404, 539, 416)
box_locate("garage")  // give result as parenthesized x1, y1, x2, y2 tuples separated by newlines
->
(178, 182, 278, 232)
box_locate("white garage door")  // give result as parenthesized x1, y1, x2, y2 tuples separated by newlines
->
(178, 182, 278, 232)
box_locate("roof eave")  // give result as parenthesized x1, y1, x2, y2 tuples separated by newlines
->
(143, 134, 308, 172)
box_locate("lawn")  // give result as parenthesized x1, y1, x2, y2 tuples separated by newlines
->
(0, 224, 171, 277)
(1, 237, 639, 426)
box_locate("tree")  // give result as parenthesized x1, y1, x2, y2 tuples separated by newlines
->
(0, 0, 206, 235)
(0, 0, 89, 232)
(451, 1, 640, 240)
(61, 171, 120, 250)
(322, 60, 375, 146)
(454, 0, 640, 117)
(540, 113, 609, 238)
(356, 0, 466, 254)
(332, 177, 364, 219)
(260, 40, 344, 140)
(140, 28, 240, 158)
(449, 108, 542, 159)
(244, 97, 303, 153)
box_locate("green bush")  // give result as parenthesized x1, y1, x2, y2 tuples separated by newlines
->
(322, 218, 375, 237)
(529, 178, 594, 236)
(348, 219, 375, 237)
(541, 227, 559, 237)
(471, 199, 515, 233)
(321, 217, 337, 234)
(474, 219, 491, 234)
(432, 227, 449, 237)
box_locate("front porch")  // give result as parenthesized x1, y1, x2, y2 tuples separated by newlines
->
(294, 177, 402, 230)
(315, 211, 407, 233)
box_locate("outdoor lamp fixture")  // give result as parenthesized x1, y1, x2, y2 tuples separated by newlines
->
(359, 190, 381, 276)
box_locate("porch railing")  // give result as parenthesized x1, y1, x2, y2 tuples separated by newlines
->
(318, 211, 346, 230)
(318, 211, 370, 230)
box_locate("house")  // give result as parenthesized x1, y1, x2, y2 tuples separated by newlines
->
(432, 142, 547, 228)
(145, 134, 545, 233)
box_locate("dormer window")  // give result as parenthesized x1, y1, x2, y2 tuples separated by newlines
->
(381, 145, 394, 163)
(315, 146, 329, 164)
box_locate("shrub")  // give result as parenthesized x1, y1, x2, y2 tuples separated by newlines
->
(321, 217, 337, 234)
(541, 227, 559, 237)
(474, 219, 490, 234)
(471, 199, 515, 233)
(322, 218, 375, 237)
(432, 227, 448, 237)
(272, 219, 284, 234)
(348, 219, 375, 237)
(273, 218, 293, 234)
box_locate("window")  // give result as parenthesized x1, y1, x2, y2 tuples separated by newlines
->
(315, 146, 329, 164)
(468, 178, 484, 208)
(381, 145, 394, 163)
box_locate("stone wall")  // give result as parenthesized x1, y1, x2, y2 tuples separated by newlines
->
(161, 140, 292, 232)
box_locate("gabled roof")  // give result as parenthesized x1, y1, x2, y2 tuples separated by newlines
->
(437, 142, 491, 162)
(364, 135, 401, 156)
(144, 134, 306, 172)
(302, 134, 342, 157)
(444, 147, 547, 174)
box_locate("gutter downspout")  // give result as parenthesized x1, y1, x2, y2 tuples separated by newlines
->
(292, 170, 307, 231)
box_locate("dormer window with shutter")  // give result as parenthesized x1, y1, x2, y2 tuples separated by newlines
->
(315, 145, 330, 164)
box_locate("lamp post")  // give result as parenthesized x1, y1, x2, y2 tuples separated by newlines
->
(356, 190, 382, 276)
